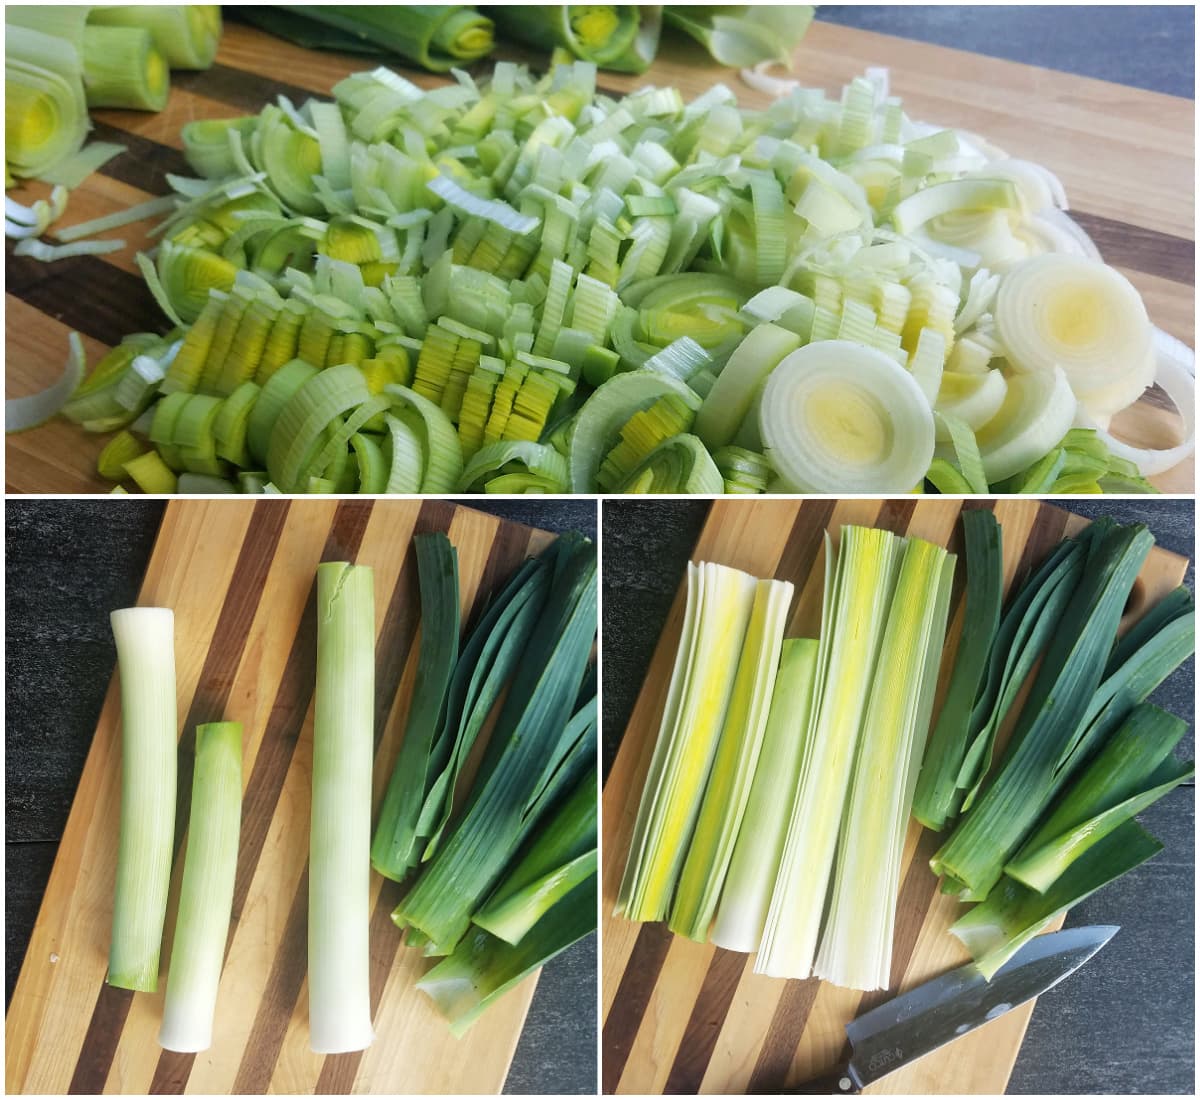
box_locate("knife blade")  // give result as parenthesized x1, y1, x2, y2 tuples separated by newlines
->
(779, 924, 1118, 1094)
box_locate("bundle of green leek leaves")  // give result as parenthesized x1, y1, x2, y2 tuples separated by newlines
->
(5, 6, 221, 188)
(618, 524, 956, 991)
(913, 514, 1194, 978)
(238, 6, 816, 76)
(17, 56, 1194, 492)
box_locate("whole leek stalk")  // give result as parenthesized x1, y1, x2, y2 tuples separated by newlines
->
(486, 5, 662, 73)
(82, 25, 170, 112)
(108, 607, 177, 992)
(244, 6, 495, 73)
(5, 24, 88, 180)
(392, 533, 597, 955)
(159, 721, 242, 1052)
(87, 6, 222, 70)
(309, 562, 375, 1053)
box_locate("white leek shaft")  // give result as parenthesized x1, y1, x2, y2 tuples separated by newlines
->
(108, 606, 177, 992)
(309, 562, 375, 1053)
(159, 721, 242, 1052)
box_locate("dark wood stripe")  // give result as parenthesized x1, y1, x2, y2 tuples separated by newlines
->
(663, 948, 748, 1094)
(875, 498, 919, 534)
(774, 499, 838, 597)
(1011, 503, 1072, 592)
(6, 249, 164, 346)
(602, 922, 675, 1093)
(90, 120, 192, 196)
(68, 985, 134, 1094)
(173, 63, 329, 115)
(745, 977, 822, 1093)
(1071, 211, 1194, 286)
(147, 502, 290, 1094)
(232, 869, 310, 1094)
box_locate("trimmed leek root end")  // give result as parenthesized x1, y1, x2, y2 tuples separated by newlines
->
(108, 606, 177, 992)
(309, 562, 375, 1053)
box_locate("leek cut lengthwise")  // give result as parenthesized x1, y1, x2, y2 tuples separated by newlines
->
(108, 607, 177, 992)
(159, 722, 242, 1053)
(669, 576, 794, 941)
(616, 561, 758, 922)
(710, 638, 818, 953)
(310, 562, 374, 1054)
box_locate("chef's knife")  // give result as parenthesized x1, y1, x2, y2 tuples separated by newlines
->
(779, 924, 1119, 1094)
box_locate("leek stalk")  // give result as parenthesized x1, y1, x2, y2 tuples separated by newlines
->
(487, 6, 661, 73)
(159, 722, 242, 1053)
(108, 607, 177, 992)
(87, 6, 222, 70)
(310, 562, 374, 1053)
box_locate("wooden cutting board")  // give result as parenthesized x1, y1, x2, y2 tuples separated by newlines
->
(5, 19, 1194, 493)
(601, 497, 1190, 1095)
(5, 498, 559, 1095)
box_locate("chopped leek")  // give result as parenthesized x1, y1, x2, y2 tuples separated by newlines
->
(108, 607, 177, 992)
(81, 25, 169, 112)
(159, 722, 242, 1053)
(5, 24, 88, 180)
(6, 331, 85, 433)
(665, 6, 815, 69)
(87, 6, 221, 70)
(489, 6, 660, 73)
(310, 562, 375, 1053)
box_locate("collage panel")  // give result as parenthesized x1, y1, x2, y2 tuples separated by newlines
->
(6, 498, 598, 1094)
(601, 497, 1194, 1094)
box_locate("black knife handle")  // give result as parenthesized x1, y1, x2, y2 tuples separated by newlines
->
(778, 1061, 861, 1094)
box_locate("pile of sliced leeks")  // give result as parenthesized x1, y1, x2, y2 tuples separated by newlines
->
(106, 530, 597, 1048)
(618, 512, 1193, 990)
(14, 60, 1194, 493)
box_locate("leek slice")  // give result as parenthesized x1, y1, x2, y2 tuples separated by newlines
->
(710, 638, 818, 953)
(108, 607, 176, 992)
(816, 535, 954, 991)
(6, 331, 85, 433)
(976, 367, 1076, 484)
(912, 510, 1004, 831)
(665, 6, 814, 69)
(5, 185, 68, 239)
(310, 562, 375, 1053)
(6, 24, 88, 180)
(159, 722, 242, 1053)
(935, 369, 1008, 433)
(81, 25, 169, 112)
(758, 340, 935, 493)
(489, 6, 660, 73)
(616, 433, 724, 493)
(952, 823, 1160, 980)
(87, 6, 221, 70)
(372, 534, 460, 882)
(457, 440, 569, 492)
(669, 577, 793, 941)
(617, 562, 757, 922)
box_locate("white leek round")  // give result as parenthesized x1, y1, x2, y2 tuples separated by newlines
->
(935, 369, 1009, 437)
(758, 340, 936, 493)
(975, 366, 1076, 483)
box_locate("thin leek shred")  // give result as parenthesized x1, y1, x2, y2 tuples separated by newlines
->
(912, 510, 1004, 831)
(669, 577, 794, 940)
(159, 722, 242, 1053)
(372, 533, 461, 882)
(44, 51, 1190, 493)
(6, 331, 86, 432)
(310, 562, 375, 1053)
(616, 562, 758, 922)
(930, 520, 1157, 901)
(710, 638, 818, 953)
(108, 607, 177, 992)
(391, 533, 596, 955)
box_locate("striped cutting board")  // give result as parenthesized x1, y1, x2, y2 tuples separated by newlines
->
(5, 498, 563, 1095)
(601, 497, 1189, 1095)
(4, 18, 1194, 493)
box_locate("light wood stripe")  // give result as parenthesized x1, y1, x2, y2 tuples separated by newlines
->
(6, 499, 573, 1096)
(601, 497, 1189, 1095)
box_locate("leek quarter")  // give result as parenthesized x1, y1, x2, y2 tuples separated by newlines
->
(310, 562, 374, 1053)
(159, 722, 242, 1052)
(108, 606, 177, 992)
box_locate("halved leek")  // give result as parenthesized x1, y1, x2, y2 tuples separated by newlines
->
(108, 607, 177, 992)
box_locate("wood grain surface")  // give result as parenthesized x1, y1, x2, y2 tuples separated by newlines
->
(4, 19, 1194, 493)
(600, 497, 1190, 1095)
(5, 498, 559, 1095)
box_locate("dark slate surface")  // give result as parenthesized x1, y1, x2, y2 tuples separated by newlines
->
(601, 498, 1195, 1095)
(4, 499, 597, 1097)
(816, 5, 1195, 99)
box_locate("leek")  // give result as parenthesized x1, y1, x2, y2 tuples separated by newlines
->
(669, 577, 794, 941)
(912, 510, 1004, 830)
(488, 6, 661, 73)
(108, 607, 177, 992)
(159, 722, 242, 1053)
(664, 6, 814, 69)
(371, 533, 461, 882)
(81, 25, 169, 112)
(709, 638, 818, 953)
(310, 562, 374, 1053)
(5, 24, 88, 180)
(87, 6, 221, 70)
(617, 562, 758, 922)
